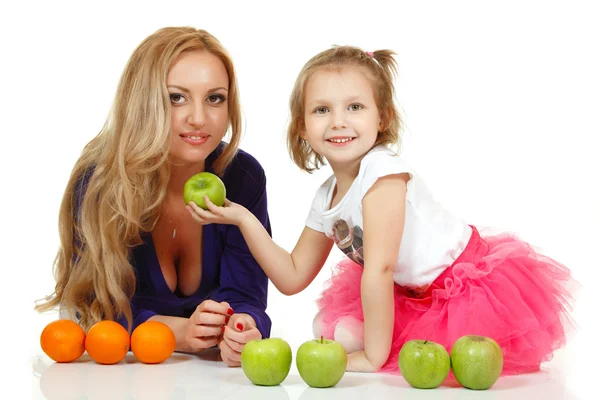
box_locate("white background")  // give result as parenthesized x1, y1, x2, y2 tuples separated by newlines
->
(0, 0, 598, 398)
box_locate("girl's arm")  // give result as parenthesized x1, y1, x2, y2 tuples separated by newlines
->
(348, 173, 409, 372)
(239, 218, 334, 295)
(239, 214, 333, 296)
(188, 199, 334, 296)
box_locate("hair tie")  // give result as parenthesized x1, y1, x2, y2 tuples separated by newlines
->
(366, 51, 374, 57)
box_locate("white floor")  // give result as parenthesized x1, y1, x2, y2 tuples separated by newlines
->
(31, 288, 595, 400)
(31, 348, 579, 400)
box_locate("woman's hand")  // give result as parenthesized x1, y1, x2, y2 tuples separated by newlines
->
(218, 313, 262, 367)
(187, 197, 250, 227)
(185, 300, 233, 352)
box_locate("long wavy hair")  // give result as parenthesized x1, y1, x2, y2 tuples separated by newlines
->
(287, 45, 402, 172)
(34, 27, 242, 331)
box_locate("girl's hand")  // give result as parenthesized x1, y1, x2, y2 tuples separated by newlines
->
(347, 350, 378, 373)
(185, 300, 233, 352)
(187, 197, 250, 227)
(218, 313, 262, 367)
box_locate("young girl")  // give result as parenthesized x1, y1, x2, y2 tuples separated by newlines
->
(188, 45, 578, 374)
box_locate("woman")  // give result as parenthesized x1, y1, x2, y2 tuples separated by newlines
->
(35, 27, 271, 367)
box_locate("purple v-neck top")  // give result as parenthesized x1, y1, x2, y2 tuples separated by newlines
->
(74, 143, 272, 338)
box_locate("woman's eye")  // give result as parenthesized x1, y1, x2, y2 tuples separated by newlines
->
(314, 107, 329, 114)
(169, 94, 185, 104)
(207, 94, 226, 104)
(349, 104, 363, 111)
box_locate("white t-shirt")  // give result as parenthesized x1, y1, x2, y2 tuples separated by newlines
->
(305, 145, 473, 292)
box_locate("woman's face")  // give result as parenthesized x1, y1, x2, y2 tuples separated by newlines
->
(167, 50, 229, 166)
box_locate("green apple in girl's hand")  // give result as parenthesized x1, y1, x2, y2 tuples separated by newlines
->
(450, 335, 503, 390)
(183, 172, 226, 210)
(296, 337, 347, 388)
(398, 340, 450, 389)
(241, 338, 292, 386)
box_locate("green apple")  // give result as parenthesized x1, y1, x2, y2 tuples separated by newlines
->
(183, 172, 226, 210)
(398, 339, 450, 389)
(240, 338, 292, 386)
(296, 336, 347, 388)
(450, 335, 503, 390)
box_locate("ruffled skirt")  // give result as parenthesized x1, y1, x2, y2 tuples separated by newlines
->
(316, 226, 578, 374)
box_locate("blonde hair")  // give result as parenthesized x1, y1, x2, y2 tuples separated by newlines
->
(34, 27, 242, 331)
(287, 46, 402, 172)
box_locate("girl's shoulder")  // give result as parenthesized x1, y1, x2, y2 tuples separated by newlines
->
(359, 145, 410, 173)
(357, 146, 414, 191)
(311, 174, 336, 206)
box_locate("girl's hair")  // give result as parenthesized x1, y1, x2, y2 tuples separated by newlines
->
(34, 27, 242, 331)
(287, 45, 402, 172)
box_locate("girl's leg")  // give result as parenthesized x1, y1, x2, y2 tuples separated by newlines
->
(312, 310, 325, 339)
(333, 316, 365, 353)
(313, 312, 365, 352)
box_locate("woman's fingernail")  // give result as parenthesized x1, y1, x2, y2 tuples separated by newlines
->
(236, 323, 243, 331)
(227, 308, 234, 316)
(222, 325, 226, 332)
(225, 317, 230, 324)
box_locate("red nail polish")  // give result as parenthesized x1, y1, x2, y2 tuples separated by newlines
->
(225, 317, 230, 324)
(222, 325, 226, 332)
(227, 308, 234, 316)
(236, 323, 243, 331)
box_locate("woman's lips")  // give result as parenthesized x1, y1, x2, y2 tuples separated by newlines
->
(180, 133, 210, 145)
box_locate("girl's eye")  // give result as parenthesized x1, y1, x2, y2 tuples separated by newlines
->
(314, 107, 329, 114)
(169, 94, 186, 104)
(207, 94, 226, 104)
(349, 104, 363, 111)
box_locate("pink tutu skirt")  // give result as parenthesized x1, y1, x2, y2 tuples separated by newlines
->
(316, 226, 578, 375)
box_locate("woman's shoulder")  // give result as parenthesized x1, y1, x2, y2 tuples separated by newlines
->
(73, 165, 96, 206)
(208, 141, 264, 177)
(228, 147, 265, 176)
(221, 146, 266, 186)
(218, 145, 267, 204)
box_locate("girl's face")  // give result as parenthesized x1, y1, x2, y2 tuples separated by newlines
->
(167, 50, 229, 167)
(302, 66, 381, 170)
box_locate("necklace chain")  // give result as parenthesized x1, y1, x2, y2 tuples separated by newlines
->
(165, 207, 187, 239)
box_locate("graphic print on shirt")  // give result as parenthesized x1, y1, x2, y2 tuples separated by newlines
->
(332, 219, 364, 266)
(332, 217, 430, 298)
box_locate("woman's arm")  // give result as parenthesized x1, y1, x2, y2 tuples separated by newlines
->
(149, 315, 196, 352)
(116, 303, 218, 353)
(348, 173, 409, 372)
(196, 162, 276, 340)
(150, 298, 232, 353)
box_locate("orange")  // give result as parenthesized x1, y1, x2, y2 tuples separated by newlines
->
(85, 320, 130, 364)
(131, 321, 176, 364)
(40, 319, 86, 362)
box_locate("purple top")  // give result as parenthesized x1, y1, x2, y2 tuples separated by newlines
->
(74, 143, 272, 338)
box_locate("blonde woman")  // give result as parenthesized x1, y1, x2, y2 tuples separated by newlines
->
(35, 27, 271, 367)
